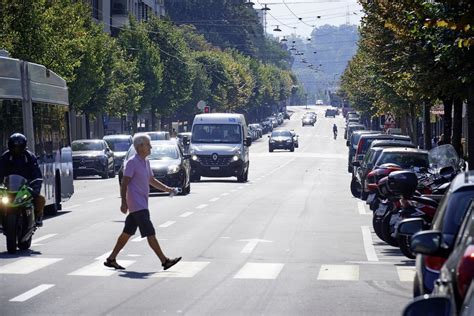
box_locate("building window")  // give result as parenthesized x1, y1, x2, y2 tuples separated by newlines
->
(91, 0, 99, 19)
(112, 0, 127, 15)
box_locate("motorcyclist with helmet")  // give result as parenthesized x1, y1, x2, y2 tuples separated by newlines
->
(0, 133, 45, 227)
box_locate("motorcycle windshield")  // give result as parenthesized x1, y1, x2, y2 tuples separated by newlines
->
(3, 175, 27, 191)
(429, 144, 459, 171)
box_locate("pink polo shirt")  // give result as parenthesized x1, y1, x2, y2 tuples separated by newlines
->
(123, 154, 153, 213)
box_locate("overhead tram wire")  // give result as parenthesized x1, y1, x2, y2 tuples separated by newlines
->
(281, 0, 314, 27)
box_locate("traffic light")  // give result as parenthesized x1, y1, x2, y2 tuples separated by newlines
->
(204, 106, 210, 113)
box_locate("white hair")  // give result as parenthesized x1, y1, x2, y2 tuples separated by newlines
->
(133, 134, 151, 150)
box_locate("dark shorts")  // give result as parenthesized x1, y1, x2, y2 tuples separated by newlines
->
(123, 209, 156, 238)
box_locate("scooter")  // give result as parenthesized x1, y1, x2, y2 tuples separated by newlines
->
(0, 175, 37, 254)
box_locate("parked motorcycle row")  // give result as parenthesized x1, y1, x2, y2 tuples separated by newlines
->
(346, 115, 474, 315)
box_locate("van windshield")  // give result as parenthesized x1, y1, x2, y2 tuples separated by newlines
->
(192, 124, 242, 144)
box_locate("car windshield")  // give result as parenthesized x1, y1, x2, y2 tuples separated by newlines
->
(72, 142, 103, 151)
(271, 130, 291, 137)
(432, 190, 474, 238)
(127, 144, 179, 160)
(191, 124, 242, 143)
(146, 133, 169, 140)
(376, 152, 429, 169)
(105, 139, 131, 152)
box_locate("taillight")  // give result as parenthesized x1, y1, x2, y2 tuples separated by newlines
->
(356, 138, 365, 156)
(424, 255, 446, 272)
(367, 183, 378, 191)
(457, 245, 474, 298)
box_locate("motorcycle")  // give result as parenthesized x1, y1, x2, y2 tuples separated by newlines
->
(0, 175, 37, 254)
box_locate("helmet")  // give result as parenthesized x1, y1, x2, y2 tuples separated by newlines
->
(8, 133, 27, 152)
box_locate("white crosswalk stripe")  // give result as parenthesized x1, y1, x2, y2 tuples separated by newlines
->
(152, 261, 210, 278)
(317, 265, 359, 281)
(68, 260, 135, 276)
(0, 258, 63, 275)
(396, 267, 416, 282)
(234, 263, 284, 279)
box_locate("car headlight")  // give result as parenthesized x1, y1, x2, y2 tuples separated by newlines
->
(270, 140, 275, 143)
(191, 155, 198, 161)
(168, 165, 180, 174)
(232, 155, 239, 162)
(1, 196, 9, 205)
(286, 139, 292, 143)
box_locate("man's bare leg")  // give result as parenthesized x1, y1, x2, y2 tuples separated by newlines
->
(147, 235, 167, 263)
(108, 232, 131, 260)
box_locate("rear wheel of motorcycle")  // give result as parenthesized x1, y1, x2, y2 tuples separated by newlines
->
(398, 235, 416, 259)
(5, 214, 18, 254)
(381, 212, 399, 247)
(18, 237, 32, 250)
(350, 178, 361, 198)
(372, 213, 384, 240)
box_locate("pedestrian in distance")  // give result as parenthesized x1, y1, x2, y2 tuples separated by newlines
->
(104, 134, 182, 271)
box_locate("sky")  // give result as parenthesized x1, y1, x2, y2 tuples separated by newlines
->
(252, 0, 362, 39)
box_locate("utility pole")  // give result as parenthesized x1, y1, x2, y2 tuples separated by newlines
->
(261, 4, 270, 35)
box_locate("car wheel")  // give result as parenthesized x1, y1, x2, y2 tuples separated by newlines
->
(350, 178, 361, 198)
(269, 146, 273, 152)
(182, 182, 191, 195)
(290, 146, 295, 152)
(101, 169, 109, 179)
(109, 166, 116, 178)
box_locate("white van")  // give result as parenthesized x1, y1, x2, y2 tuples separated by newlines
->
(189, 113, 252, 182)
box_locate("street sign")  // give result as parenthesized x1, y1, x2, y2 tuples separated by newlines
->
(197, 100, 206, 111)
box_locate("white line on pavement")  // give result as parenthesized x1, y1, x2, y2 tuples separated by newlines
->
(397, 267, 416, 282)
(358, 202, 370, 215)
(66, 204, 81, 210)
(230, 189, 237, 193)
(209, 197, 220, 202)
(87, 198, 104, 203)
(10, 284, 55, 302)
(131, 236, 145, 242)
(196, 204, 208, 209)
(234, 263, 284, 279)
(0, 258, 63, 274)
(361, 226, 379, 262)
(179, 212, 194, 218)
(317, 265, 359, 281)
(32, 234, 57, 245)
(237, 186, 244, 190)
(220, 193, 229, 196)
(159, 221, 176, 228)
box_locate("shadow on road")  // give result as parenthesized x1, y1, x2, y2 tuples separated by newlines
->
(118, 271, 155, 279)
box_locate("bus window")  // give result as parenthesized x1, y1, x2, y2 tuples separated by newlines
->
(0, 100, 24, 152)
(32, 103, 68, 162)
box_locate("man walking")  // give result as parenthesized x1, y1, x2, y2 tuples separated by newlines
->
(104, 134, 181, 270)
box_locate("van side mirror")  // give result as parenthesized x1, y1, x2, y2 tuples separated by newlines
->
(244, 137, 252, 147)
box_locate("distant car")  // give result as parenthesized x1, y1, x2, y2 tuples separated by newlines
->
(72, 139, 115, 179)
(268, 130, 295, 152)
(289, 130, 299, 148)
(260, 119, 273, 133)
(118, 140, 191, 194)
(325, 108, 338, 117)
(248, 124, 263, 139)
(302, 115, 314, 126)
(103, 134, 133, 172)
(176, 132, 192, 154)
(316, 99, 324, 105)
(135, 131, 170, 141)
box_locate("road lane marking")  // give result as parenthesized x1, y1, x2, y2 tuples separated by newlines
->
(230, 189, 237, 193)
(358, 201, 370, 215)
(0, 258, 63, 274)
(153, 261, 209, 278)
(220, 193, 229, 196)
(10, 284, 55, 302)
(179, 212, 194, 218)
(159, 221, 176, 228)
(209, 197, 220, 202)
(32, 234, 57, 244)
(234, 263, 284, 279)
(87, 198, 104, 203)
(317, 265, 359, 281)
(361, 226, 379, 262)
(196, 204, 208, 209)
(132, 236, 145, 242)
(397, 267, 416, 282)
(127, 254, 142, 257)
(69, 260, 135, 276)
(237, 186, 244, 190)
(238, 239, 273, 254)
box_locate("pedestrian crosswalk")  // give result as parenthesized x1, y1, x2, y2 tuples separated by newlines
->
(0, 256, 415, 282)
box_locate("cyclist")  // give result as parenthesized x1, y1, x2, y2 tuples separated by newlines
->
(0, 133, 45, 226)
(333, 124, 338, 138)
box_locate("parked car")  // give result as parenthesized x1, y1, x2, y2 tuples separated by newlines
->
(248, 124, 263, 139)
(72, 139, 115, 179)
(404, 172, 474, 297)
(118, 140, 191, 194)
(345, 123, 365, 141)
(135, 131, 170, 141)
(103, 134, 133, 172)
(260, 119, 273, 133)
(347, 130, 379, 173)
(289, 130, 299, 148)
(268, 130, 295, 152)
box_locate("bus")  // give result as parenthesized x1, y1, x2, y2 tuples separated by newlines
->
(0, 53, 74, 214)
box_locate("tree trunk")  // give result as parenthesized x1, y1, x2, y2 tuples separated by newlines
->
(442, 97, 453, 144)
(151, 107, 157, 131)
(467, 89, 474, 170)
(452, 97, 463, 157)
(132, 112, 138, 134)
(85, 113, 91, 139)
(423, 101, 432, 150)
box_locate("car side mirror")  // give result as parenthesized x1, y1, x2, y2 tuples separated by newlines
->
(244, 136, 252, 147)
(402, 295, 453, 316)
(410, 231, 443, 256)
(397, 218, 424, 237)
(346, 141, 350, 146)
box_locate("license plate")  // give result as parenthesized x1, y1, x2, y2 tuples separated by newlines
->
(367, 193, 375, 204)
(78, 166, 87, 169)
(376, 204, 388, 216)
(210, 166, 220, 170)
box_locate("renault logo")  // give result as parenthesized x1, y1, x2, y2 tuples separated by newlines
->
(212, 153, 218, 161)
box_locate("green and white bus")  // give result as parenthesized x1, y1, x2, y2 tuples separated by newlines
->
(0, 53, 74, 213)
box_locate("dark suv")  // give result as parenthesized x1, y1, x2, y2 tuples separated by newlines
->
(103, 134, 133, 172)
(72, 139, 115, 179)
(406, 172, 474, 297)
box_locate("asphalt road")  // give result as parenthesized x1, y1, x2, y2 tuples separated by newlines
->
(0, 106, 413, 315)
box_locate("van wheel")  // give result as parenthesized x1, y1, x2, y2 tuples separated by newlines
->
(237, 167, 248, 183)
